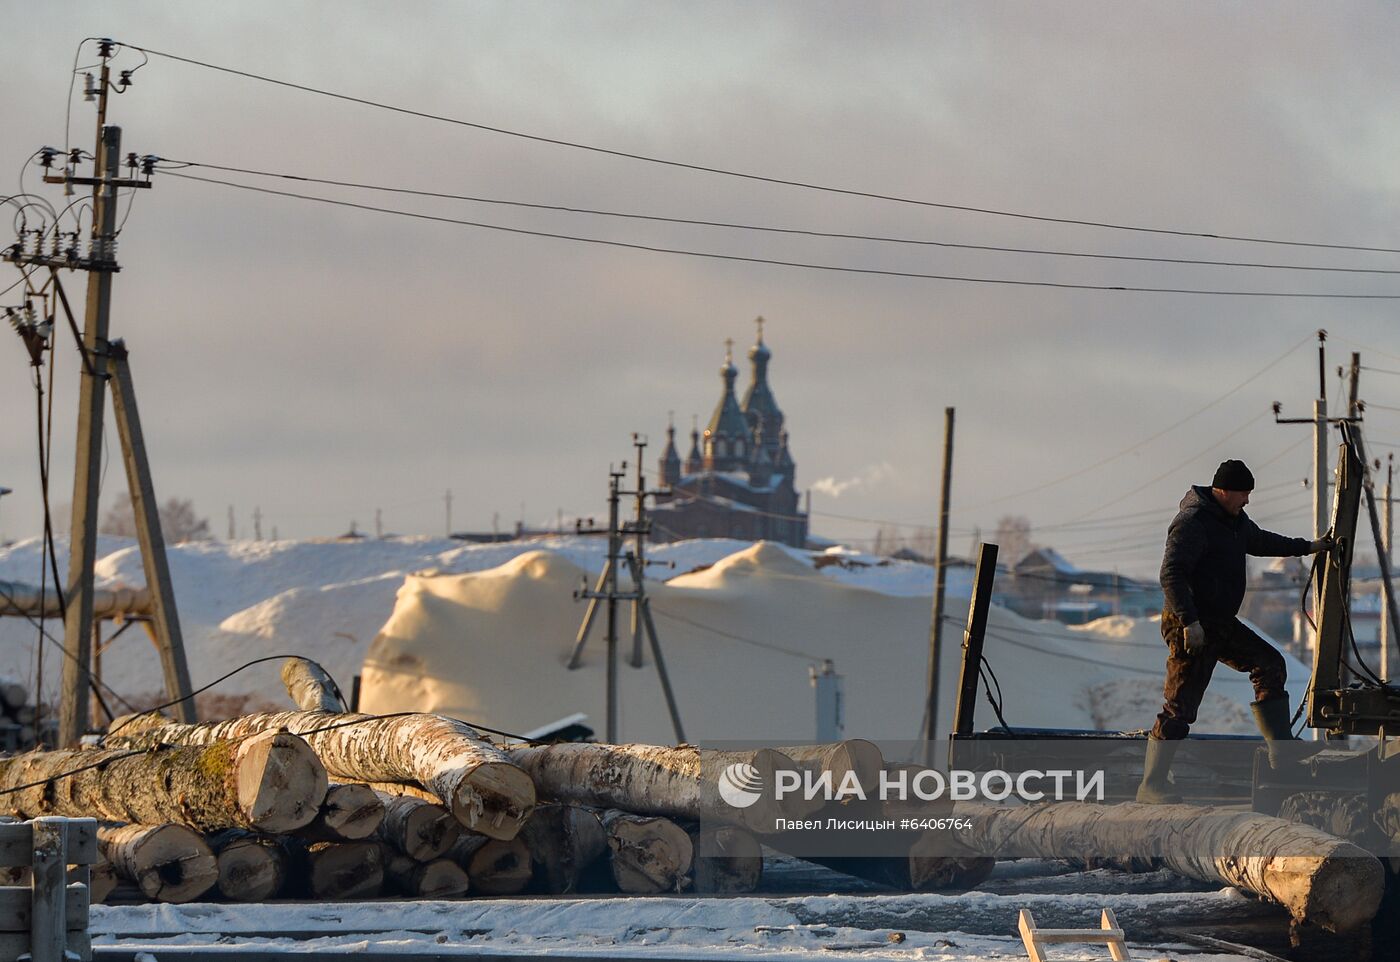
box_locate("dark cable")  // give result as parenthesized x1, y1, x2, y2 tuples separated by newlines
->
(161, 172, 1400, 299)
(156, 160, 1400, 277)
(125, 43, 1400, 256)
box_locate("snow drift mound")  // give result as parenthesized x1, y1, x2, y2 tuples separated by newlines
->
(361, 542, 1307, 743)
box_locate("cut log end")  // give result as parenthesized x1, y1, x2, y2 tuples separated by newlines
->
(385, 853, 470, 898)
(690, 824, 762, 894)
(215, 835, 287, 902)
(303, 841, 385, 900)
(235, 730, 329, 833)
(377, 793, 462, 861)
(1284, 849, 1386, 934)
(463, 837, 533, 895)
(313, 783, 384, 840)
(604, 810, 693, 894)
(100, 823, 218, 904)
(452, 761, 536, 841)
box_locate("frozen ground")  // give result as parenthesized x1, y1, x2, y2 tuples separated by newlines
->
(88, 859, 1268, 960)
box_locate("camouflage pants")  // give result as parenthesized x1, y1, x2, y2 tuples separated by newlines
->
(1151, 610, 1287, 740)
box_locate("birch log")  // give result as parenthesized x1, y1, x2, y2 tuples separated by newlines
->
(447, 834, 533, 895)
(98, 823, 218, 903)
(956, 801, 1385, 933)
(0, 733, 326, 832)
(780, 740, 885, 798)
(281, 657, 348, 712)
(293, 841, 385, 900)
(687, 824, 762, 894)
(207, 830, 288, 902)
(509, 742, 804, 833)
(601, 809, 693, 894)
(296, 782, 384, 841)
(520, 804, 606, 894)
(105, 710, 534, 840)
(73, 860, 117, 904)
(383, 851, 470, 898)
(374, 793, 461, 861)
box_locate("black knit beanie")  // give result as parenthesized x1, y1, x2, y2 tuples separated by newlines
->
(1212, 459, 1255, 491)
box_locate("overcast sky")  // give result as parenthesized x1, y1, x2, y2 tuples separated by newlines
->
(4, 3, 1399, 577)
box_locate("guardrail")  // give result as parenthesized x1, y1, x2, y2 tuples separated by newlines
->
(0, 817, 97, 962)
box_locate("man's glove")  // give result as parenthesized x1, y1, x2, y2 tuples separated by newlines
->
(1182, 621, 1206, 656)
(1310, 535, 1336, 554)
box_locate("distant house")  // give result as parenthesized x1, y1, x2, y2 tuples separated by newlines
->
(1005, 546, 1163, 624)
(650, 320, 809, 548)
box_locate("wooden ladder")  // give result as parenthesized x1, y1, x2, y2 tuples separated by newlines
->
(1018, 908, 1130, 961)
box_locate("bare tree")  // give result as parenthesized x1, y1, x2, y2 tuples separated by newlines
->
(993, 515, 1032, 565)
(872, 524, 901, 557)
(101, 494, 212, 544)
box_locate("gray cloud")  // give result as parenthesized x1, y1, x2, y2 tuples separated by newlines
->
(2, 2, 1397, 573)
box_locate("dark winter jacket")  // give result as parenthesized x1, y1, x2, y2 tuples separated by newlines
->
(1160, 485, 1311, 625)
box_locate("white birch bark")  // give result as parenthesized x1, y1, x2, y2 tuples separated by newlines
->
(104, 710, 534, 840)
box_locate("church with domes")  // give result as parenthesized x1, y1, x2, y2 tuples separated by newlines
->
(650, 319, 809, 548)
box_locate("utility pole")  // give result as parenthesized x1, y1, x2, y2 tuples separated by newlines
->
(1275, 331, 1340, 661)
(227, 505, 235, 540)
(923, 406, 955, 764)
(629, 435, 648, 668)
(602, 467, 624, 742)
(1314, 332, 1330, 544)
(444, 489, 452, 538)
(252, 506, 263, 541)
(1347, 352, 1361, 420)
(1383, 455, 1394, 682)
(375, 508, 382, 540)
(569, 453, 684, 743)
(1, 41, 191, 744)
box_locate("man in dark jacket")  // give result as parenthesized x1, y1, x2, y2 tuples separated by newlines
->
(1137, 459, 1332, 804)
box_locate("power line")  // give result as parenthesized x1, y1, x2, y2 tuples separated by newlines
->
(125, 42, 1400, 256)
(162, 172, 1400, 299)
(163, 172, 1400, 299)
(962, 333, 1312, 512)
(649, 605, 827, 661)
(1060, 410, 1271, 524)
(154, 159, 1400, 277)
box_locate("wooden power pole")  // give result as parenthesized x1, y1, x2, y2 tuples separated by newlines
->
(923, 406, 955, 764)
(2, 42, 195, 744)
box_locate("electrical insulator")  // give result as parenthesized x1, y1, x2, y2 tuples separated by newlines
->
(90, 236, 117, 264)
(119, 70, 133, 88)
(83, 73, 97, 102)
(38, 148, 58, 169)
(140, 155, 157, 176)
(97, 39, 115, 59)
(126, 152, 138, 172)
(68, 149, 82, 167)
(23, 302, 36, 326)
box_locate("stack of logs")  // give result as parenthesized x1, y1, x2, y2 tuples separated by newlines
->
(0, 659, 1385, 934)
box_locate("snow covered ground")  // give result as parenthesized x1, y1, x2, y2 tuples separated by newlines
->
(0, 534, 1306, 745)
(88, 858, 1271, 960)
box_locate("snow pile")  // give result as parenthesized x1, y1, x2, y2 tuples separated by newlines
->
(0, 535, 1305, 743)
(361, 540, 1307, 743)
